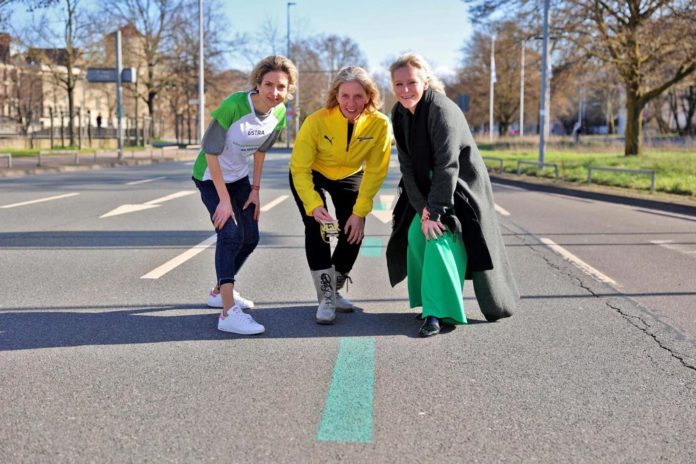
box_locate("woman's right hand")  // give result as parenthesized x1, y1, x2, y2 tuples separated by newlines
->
(312, 206, 335, 223)
(213, 198, 235, 229)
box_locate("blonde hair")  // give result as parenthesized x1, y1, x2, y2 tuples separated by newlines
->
(389, 53, 445, 94)
(249, 55, 299, 100)
(325, 66, 382, 113)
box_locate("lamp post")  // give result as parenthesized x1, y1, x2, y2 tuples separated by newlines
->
(519, 40, 525, 138)
(489, 34, 495, 143)
(286, 1, 296, 148)
(538, 0, 550, 164)
(116, 29, 123, 159)
(198, 0, 205, 144)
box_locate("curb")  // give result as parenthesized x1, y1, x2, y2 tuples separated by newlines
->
(490, 172, 696, 217)
(0, 157, 184, 178)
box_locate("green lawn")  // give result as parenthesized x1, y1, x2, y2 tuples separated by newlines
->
(478, 147, 696, 197)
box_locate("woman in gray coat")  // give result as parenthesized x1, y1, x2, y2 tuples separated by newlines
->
(386, 53, 519, 337)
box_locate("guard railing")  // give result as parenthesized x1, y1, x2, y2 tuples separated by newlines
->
(37, 150, 79, 167)
(516, 160, 559, 180)
(482, 156, 504, 172)
(0, 153, 11, 168)
(588, 166, 656, 193)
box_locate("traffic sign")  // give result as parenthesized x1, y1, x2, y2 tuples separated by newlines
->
(87, 67, 137, 84)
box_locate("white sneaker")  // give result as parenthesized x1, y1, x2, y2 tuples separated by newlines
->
(217, 306, 265, 335)
(207, 288, 255, 309)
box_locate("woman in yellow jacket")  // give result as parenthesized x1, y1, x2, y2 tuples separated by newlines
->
(290, 66, 392, 325)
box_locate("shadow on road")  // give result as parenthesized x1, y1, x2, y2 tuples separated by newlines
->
(0, 302, 489, 351)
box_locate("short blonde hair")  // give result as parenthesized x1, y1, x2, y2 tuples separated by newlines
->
(249, 55, 299, 100)
(325, 66, 382, 114)
(389, 53, 445, 94)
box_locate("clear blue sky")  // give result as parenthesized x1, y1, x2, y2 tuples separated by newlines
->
(226, 0, 473, 77)
(4, 0, 474, 77)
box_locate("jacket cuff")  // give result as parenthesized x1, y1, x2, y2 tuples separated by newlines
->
(426, 205, 442, 222)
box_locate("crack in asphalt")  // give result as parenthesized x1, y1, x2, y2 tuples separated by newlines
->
(605, 300, 696, 373)
(503, 223, 696, 375)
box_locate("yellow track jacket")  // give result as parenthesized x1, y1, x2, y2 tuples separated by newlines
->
(290, 106, 392, 217)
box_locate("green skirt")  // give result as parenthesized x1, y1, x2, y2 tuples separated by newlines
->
(407, 214, 468, 325)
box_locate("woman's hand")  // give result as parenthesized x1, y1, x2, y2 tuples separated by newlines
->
(243, 189, 261, 221)
(421, 208, 445, 241)
(213, 198, 235, 229)
(312, 206, 335, 223)
(344, 214, 365, 244)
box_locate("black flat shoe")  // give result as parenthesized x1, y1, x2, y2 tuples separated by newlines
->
(418, 316, 440, 337)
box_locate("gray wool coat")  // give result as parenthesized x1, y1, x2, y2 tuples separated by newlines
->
(386, 89, 519, 321)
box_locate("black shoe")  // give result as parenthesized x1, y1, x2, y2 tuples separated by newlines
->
(418, 316, 440, 337)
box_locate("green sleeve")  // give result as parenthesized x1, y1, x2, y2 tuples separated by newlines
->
(211, 98, 237, 131)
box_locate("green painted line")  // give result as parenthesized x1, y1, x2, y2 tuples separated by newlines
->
(317, 337, 376, 443)
(360, 237, 382, 257)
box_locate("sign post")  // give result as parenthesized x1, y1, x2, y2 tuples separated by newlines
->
(116, 30, 123, 160)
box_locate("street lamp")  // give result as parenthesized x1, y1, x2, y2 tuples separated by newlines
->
(286, 1, 296, 148)
(198, 0, 205, 144)
(538, 0, 550, 164)
(489, 34, 496, 143)
(519, 40, 525, 138)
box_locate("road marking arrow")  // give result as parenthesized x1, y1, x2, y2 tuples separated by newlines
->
(369, 194, 395, 224)
(100, 190, 196, 218)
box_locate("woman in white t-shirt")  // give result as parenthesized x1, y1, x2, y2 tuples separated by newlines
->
(193, 55, 298, 335)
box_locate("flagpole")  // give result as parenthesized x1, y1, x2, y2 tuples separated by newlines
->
(489, 34, 495, 143)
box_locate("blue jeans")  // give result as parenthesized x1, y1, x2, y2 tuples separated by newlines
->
(194, 177, 259, 286)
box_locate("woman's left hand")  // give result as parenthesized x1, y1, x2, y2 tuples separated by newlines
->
(344, 214, 365, 244)
(243, 189, 261, 221)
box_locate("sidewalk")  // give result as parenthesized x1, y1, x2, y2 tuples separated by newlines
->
(0, 147, 199, 178)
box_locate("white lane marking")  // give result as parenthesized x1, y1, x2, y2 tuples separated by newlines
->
(261, 194, 289, 212)
(540, 237, 618, 285)
(101, 204, 161, 217)
(126, 176, 166, 186)
(101, 190, 196, 218)
(141, 195, 289, 279)
(650, 239, 696, 255)
(184, 162, 195, 165)
(1, 192, 80, 209)
(370, 194, 396, 224)
(143, 190, 196, 205)
(141, 234, 217, 279)
(495, 203, 510, 216)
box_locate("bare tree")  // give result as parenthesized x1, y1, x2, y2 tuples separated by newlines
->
(0, 0, 59, 8)
(27, 0, 85, 146)
(292, 34, 368, 119)
(90, 0, 186, 138)
(452, 23, 541, 135)
(463, 0, 696, 155)
(159, 0, 229, 140)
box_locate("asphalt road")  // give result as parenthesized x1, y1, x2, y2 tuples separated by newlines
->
(1, 149, 694, 463)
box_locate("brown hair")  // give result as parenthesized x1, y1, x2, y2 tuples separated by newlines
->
(325, 66, 381, 113)
(249, 55, 299, 100)
(389, 53, 445, 94)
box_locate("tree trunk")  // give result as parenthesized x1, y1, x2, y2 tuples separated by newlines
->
(624, 88, 643, 156)
(148, 90, 156, 138)
(68, 87, 75, 146)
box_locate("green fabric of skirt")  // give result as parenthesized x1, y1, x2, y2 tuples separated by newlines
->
(406, 214, 468, 325)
